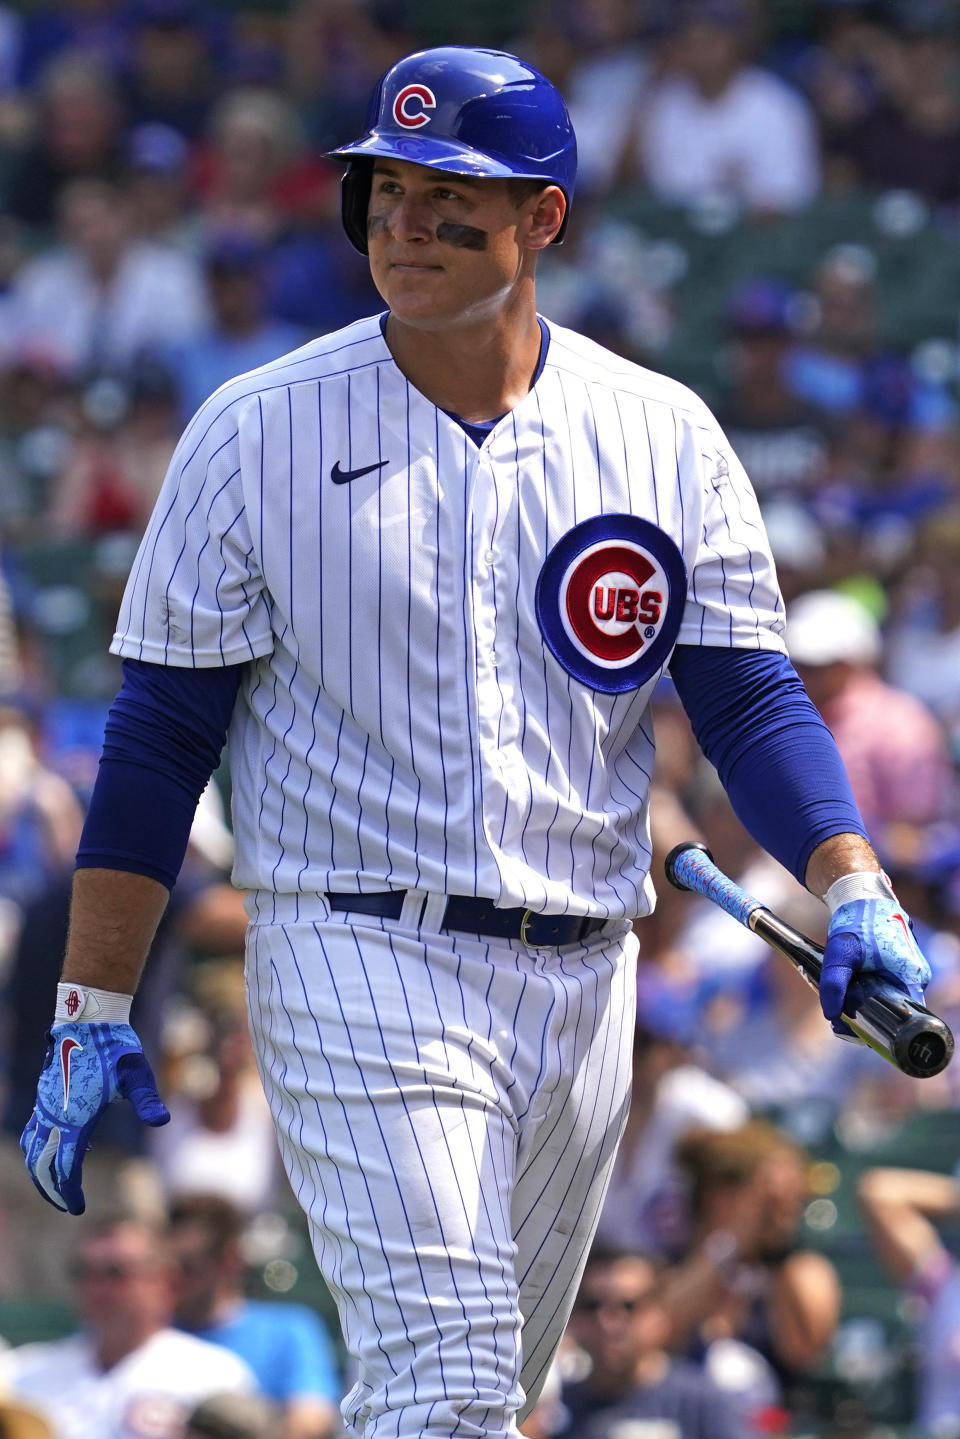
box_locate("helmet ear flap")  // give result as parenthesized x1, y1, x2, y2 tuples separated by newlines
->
(341, 161, 373, 255)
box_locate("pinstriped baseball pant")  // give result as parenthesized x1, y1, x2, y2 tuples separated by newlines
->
(245, 902, 637, 1439)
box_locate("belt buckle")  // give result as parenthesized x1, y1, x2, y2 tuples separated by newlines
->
(519, 908, 537, 949)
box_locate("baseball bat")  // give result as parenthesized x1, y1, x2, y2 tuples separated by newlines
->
(664, 841, 954, 1080)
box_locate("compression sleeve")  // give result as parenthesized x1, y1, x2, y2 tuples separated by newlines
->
(668, 644, 868, 884)
(76, 658, 244, 889)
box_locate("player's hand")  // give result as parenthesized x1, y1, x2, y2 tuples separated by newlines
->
(819, 894, 931, 1038)
(20, 1022, 170, 1215)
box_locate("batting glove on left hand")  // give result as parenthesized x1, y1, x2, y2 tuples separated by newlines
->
(20, 1021, 170, 1215)
(819, 873, 931, 1037)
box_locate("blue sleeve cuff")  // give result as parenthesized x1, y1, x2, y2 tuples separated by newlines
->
(668, 644, 869, 883)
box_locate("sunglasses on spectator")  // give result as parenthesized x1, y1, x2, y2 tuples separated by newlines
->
(574, 1293, 656, 1316)
(70, 1259, 155, 1281)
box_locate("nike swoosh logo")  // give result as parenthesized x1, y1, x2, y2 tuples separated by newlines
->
(34, 1128, 68, 1210)
(892, 911, 912, 943)
(60, 1036, 82, 1108)
(331, 459, 390, 485)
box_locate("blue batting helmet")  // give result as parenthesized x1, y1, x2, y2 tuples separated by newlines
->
(327, 46, 577, 254)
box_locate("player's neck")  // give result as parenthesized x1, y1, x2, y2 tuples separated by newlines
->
(384, 303, 544, 423)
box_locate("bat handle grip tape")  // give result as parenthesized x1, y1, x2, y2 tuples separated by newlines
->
(664, 841, 760, 926)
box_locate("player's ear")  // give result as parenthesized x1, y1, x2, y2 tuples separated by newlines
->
(522, 185, 566, 251)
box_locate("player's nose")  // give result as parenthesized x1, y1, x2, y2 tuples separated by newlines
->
(386, 193, 436, 244)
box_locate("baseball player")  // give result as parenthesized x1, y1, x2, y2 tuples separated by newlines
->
(21, 46, 931, 1439)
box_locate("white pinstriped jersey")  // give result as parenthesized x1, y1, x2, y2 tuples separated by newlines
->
(111, 313, 786, 917)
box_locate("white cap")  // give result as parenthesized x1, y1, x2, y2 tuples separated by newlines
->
(786, 589, 882, 667)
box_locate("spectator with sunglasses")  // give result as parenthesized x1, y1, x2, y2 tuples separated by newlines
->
(0, 1215, 255, 1439)
(551, 1242, 740, 1439)
(168, 1193, 341, 1439)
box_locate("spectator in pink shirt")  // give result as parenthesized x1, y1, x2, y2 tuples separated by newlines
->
(785, 589, 955, 850)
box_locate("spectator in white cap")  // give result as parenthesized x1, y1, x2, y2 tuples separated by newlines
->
(786, 589, 954, 849)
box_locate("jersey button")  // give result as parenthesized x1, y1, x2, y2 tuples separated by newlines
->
(484, 549, 497, 565)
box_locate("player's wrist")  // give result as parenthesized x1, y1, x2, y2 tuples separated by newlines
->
(54, 982, 133, 1026)
(824, 871, 897, 913)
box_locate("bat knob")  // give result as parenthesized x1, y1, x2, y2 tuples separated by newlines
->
(893, 1011, 955, 1079)
(664, 841, 713, 892)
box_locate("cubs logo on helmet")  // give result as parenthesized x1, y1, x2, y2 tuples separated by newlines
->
(536, 515, 686, 693)
(393, 83, 437, 129)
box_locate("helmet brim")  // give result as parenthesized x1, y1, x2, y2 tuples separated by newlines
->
(329, 131, 551, 183)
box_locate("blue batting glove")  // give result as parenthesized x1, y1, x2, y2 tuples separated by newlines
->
(20, 1021, 170, 1215)
(820, 874, 931, 1037)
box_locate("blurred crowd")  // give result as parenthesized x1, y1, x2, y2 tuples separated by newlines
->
(1, 0, 960, 1436)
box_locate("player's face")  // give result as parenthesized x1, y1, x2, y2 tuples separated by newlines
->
(366, 159, 557, 329)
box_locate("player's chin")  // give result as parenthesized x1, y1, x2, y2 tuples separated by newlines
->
(378, 280, 460, 329)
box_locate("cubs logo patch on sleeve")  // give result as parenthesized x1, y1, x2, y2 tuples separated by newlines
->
(535, 514, 686, 693)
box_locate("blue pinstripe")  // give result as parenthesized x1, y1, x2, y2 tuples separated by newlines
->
(214, 514, 251, 661)
(348, 941, 461, 1422)
(448, 944, 513, 1396)
(515, 950, 631, 1395)
(255, 953, 360, 1345)
(306, 930, 418, 1402)
(270, 673, 300, 894)
(264, 938, 399, 1382)
(432, 407, 451, 891)
(515, 952, 602, 1252)
(403, 381, 424, 890)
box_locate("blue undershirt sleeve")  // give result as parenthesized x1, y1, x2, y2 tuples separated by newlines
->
(76, 658, 244, 890)
(667, 644, 868, 884)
